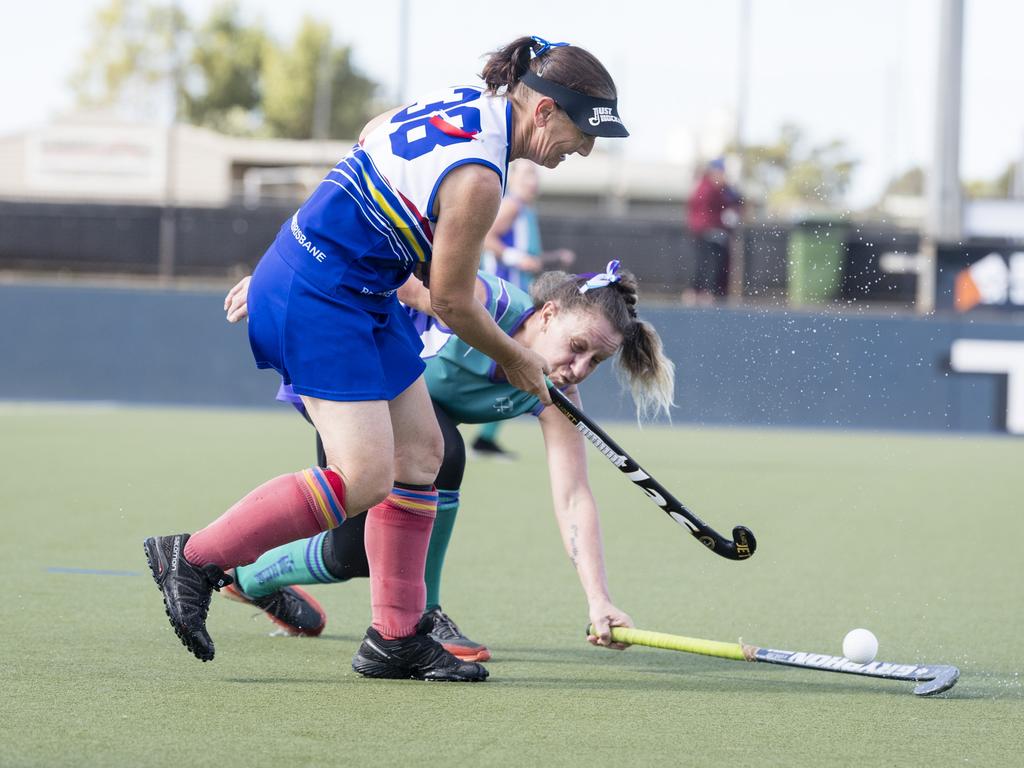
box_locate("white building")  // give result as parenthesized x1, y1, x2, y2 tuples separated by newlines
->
(0, 114, 693, 216)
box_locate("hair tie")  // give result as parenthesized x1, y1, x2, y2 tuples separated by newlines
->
(530, 36, 570, 58)
(579, 260, 622, 294)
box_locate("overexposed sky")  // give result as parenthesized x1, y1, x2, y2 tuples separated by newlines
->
(0, 0, 1021, 206)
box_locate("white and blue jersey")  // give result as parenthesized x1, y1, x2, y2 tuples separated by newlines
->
(272, 85, 513, 308)
(249, 85, 513, 402)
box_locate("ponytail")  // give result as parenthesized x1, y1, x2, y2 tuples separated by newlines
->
(479, 36, 537, 93)
(479, 36, 617, 99)
(617, 320, 676, 422)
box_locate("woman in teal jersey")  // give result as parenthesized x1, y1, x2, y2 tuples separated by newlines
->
(222, 261, 675, 662)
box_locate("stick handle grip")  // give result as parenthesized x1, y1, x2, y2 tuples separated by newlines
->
(590, 625, 747, 661)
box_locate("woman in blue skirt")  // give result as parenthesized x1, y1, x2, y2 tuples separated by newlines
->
(143, 35, 630, 682)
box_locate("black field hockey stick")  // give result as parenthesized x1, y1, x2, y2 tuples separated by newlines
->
(588, 625, 960, 696)
(547, 385, 755, 561)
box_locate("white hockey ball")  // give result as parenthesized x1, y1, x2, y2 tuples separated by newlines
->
(842, 628, 878, 664)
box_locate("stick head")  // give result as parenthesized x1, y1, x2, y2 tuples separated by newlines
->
(695, 525, 757, 560)
(732, 526, 756, 559)
(913, 665, 960, 696)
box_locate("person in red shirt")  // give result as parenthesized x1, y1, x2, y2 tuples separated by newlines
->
(684, 158, 743, 304)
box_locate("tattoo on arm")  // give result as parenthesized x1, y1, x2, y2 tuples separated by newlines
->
(569, 524, 579, 569)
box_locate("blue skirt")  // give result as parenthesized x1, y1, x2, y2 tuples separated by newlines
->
(247, 246, 425, 402)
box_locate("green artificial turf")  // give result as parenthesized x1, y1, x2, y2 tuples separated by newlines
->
(0, 404, 1020, 767)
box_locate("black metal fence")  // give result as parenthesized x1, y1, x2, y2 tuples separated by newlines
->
(0, 201, 293, 277)
(0, 199, 958, 305)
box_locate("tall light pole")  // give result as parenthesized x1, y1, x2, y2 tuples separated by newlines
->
(313, 31, 333, 142)
(397, 0, 410, 105)
(158, 0, 182, 282)
(729, 0, 752, 304)
(735, 0, 751, 183)
(919, 0, 964, 313)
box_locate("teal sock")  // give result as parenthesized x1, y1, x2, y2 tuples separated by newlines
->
(478, 421, 501, 441)
(424, 490, 459, 611)
(235, 531, 339, 598)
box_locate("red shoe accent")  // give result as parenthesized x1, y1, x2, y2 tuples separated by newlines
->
(441, 643, 492, 663)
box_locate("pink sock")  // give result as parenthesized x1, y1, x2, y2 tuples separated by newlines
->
(184, 467, 346, 569)
(365, 486, 438, 639)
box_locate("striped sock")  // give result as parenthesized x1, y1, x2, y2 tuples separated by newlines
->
(424, 489, 459, 611)
(234, 532, 340, 599)
(365, 484, 438, 639)
(296, 467, 347, 530)
(388, 484, 440, 517)
(184, 466, 346, 569)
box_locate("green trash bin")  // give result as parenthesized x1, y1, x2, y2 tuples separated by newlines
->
(787, 217, 849, 306)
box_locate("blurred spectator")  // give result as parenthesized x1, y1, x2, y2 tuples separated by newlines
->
(683, 158, 743, 304)
(480, 161, 574, 292)
(474, 160, 574, 458)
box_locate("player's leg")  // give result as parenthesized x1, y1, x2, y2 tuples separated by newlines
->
(313, 432, 372, 580)
(229, 400, 486, 659)
(424, 402, 465, 613)
(471, 420, 513, 458)
(693, 236, 714, 298)
(143, 256, 375, 661)
(145, 398, 378, 660)
(417, 401, 492, 661)
(711, 238, 729, 298)
(225, 512, 370, 635)
(186, 396, 383, 568)
(352, 375, 488, 681)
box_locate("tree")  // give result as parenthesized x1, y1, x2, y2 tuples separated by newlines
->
(68, 0, 188, 120)
(181, 2, 267, 135)
(731, 124, 858, 212)
(67, 3, 378, 141)
(261, 17, 378, 140)
(881, 166, 924, 198)
(881, 162, 1017, 202)
(964, 161, 1017, 199)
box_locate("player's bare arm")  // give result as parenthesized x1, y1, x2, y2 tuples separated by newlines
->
(430, 164, 551, 403)
(395, 274, 432, 315)
(538, 393, 633, 649)
(397, 273, 489, 319)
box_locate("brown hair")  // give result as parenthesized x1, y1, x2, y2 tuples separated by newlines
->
(530, 269, 676, 421)
(479, 36, 617, 99)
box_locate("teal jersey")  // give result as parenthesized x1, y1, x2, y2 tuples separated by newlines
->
(417, 272, 544, 424)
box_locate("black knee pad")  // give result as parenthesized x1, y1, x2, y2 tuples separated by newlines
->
(320, 514, 369, 580)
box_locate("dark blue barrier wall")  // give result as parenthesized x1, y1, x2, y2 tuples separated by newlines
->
(0, 283, 278, 406)
(586, 305, 1024, 432)
(2, 282, 1022, 433)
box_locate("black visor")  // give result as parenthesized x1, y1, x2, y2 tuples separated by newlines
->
(519, 70, 629, 138)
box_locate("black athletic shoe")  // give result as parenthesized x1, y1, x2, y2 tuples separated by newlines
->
(471, 436, 516, 460)
(143, 533, 232, 662)
(223, 576, 327, 637)
(418, 606, 491, 662)
(351, 626, 489, 682)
